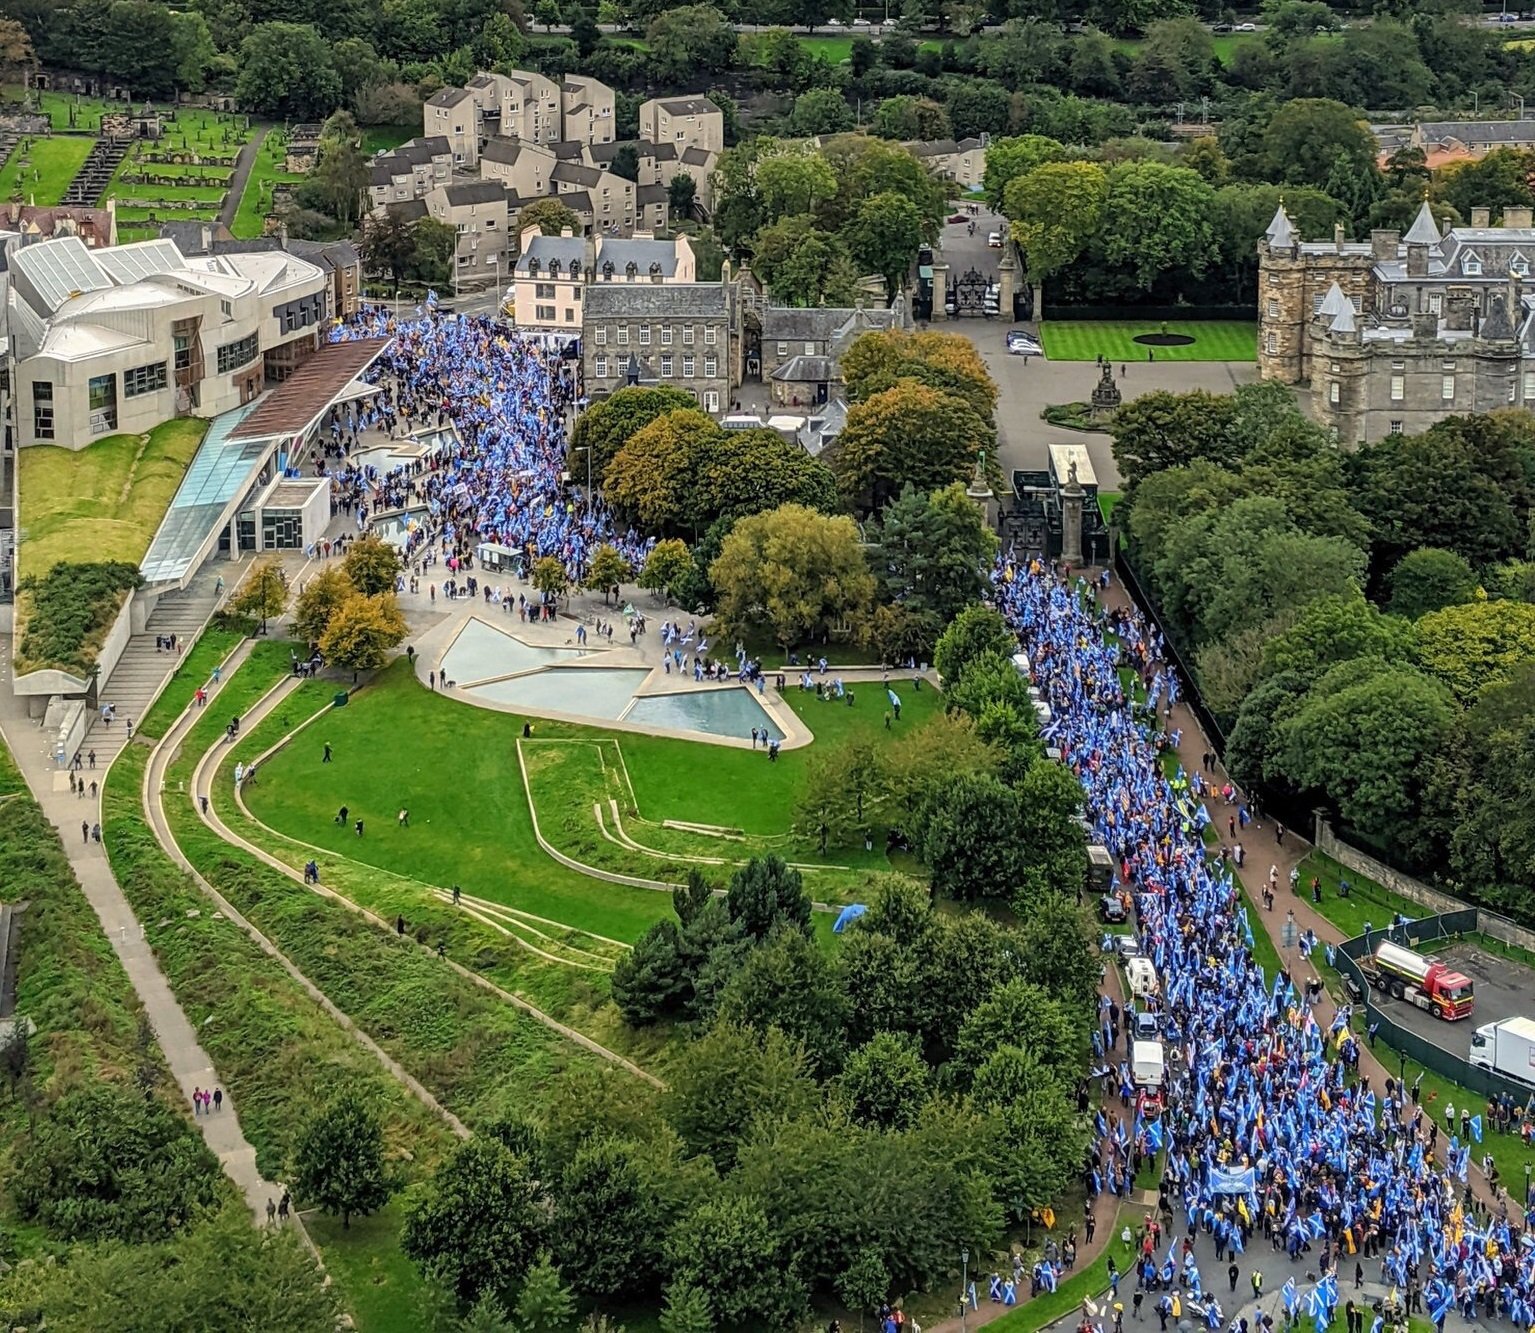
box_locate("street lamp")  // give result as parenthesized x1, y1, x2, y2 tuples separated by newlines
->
(572, 443, 593, 495)
(960, 1248, 970, 1332)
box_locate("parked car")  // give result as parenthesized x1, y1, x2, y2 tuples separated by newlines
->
(987, 230, 1003, 247)
(852, 17, 872, 28)
(948, 212, 969, 224)
(1099, 893, 1128, 924)
(1006, 330, 1042, 356)
(1211, 21, 1232, 31)
(1134, 1011, 1160, 1041)
(823, 17, 844, 26)
(1234, 20, 1257, 30)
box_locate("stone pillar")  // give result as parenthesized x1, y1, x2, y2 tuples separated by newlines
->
(930, 261, 948, 321)
(1060, 461, 1085, 567)
(998, 245, 1017, 321)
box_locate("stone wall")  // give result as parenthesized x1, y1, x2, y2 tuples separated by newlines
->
(1314, 814, 1535, 956)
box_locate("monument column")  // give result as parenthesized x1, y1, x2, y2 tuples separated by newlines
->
(1060, 461, 1085, 567)
(931, 261, 949, 321)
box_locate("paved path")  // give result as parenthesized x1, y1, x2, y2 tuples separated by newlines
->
(0, 621, 277, 1219)
(219, 126, 268, 231)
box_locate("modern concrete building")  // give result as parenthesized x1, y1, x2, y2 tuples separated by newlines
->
(638, 96, 725, 158)
(422, 181, 514, 290)
(6, 235, 335, 449)
(368, 136, 454, 209)
(1258, 199, 1535, 443)
(424, 86, 479, 167)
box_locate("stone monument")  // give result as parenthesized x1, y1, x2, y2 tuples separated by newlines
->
(1060, 460, 1085, 566)
(1089, 361, 1122, 418)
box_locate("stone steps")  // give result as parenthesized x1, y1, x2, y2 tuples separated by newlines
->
(60, 135, 129, 208)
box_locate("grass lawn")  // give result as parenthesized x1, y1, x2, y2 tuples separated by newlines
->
(798, 32, 942, 61)
(306, 1199, 428, 1333)
(361, 124, 418, 154)
(1111, 32, 1258, 63)
(0, 134, 93, 206)
(16, 417, 206, 578)
(233, 137, 305, 239)
(1040, 320, 1257, 363)
(245, 659, 942, 942)
(1098, 492, 1122, 525)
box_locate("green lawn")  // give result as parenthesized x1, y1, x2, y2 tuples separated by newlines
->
(306, 1199, 429, 1333)
(1098, 492, 1122, 525)
(16, 417, 207, 577)
(244, 659, 941, 942)
(1112, 32, 1259, 63)
(361, 124, 418, 154)
(0, 134, 93, 206)
(1039, 320, 1258, 363)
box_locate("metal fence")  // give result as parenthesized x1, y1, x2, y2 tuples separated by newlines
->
(1335, 911, 1535, 1103)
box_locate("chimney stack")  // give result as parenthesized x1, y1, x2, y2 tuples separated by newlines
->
(1471, 207, 1491, 227)
(1334, 221, 1346, 253)
(1371, 229, 1400, 260)
(1506, 206, 1533, 229)
(1407, 243, 1429, 278)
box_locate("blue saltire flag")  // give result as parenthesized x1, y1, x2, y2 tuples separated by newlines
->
(1095, 1110, 1109, 1137)
(1471, 1114, 1483, 1142)
(1282, 1280, 1298, 1313)
(1426, 1283, 1453, 1326)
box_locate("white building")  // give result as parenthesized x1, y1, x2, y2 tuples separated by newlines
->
(6, 235, 334, 450)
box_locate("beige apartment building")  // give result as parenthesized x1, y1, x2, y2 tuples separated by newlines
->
(368, 135, 454, 209)
(424, 87, 478, 167)
(421, 181, 513, 288)
(511, 227, 697, 332)
(638, 96, 725, 157)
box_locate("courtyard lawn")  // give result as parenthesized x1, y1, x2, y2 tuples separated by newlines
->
(1039, 320, 1257, 363)
(244, 659, 942, 939)
(15, 418, 206, 579)
(1098, 492, 1122, 524)
(0, 134, 93, 206)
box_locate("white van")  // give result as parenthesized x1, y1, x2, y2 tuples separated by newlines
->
(1132, 1039, 1165, 1090)
(720, 414, 765, 431)
(1126, 955, 1158, 1000)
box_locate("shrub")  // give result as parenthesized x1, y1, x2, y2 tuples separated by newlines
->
(16, 561, 142, 675)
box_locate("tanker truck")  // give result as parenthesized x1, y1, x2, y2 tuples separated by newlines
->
(1360, 940, 1475, 1021)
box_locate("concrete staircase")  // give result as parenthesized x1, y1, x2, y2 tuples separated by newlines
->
(81, 573, 225, 770)
(60, 134, 129, 208)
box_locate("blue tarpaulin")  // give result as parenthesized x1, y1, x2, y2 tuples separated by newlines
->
(834, 904, 868, 933)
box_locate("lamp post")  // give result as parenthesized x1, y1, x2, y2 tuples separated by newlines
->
(572, 443, 593, 496)
(1524, 1162, 1531, 1207)
(961, 1248, 970, 1332)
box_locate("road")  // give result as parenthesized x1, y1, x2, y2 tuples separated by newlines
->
(932, 214, 1257, 492)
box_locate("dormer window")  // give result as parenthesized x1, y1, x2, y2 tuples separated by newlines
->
(1513, 253, 1530, 278)
(549, 258, 561, 277)
(625, 261, 638, 277)
(602, 260, 614, 280)
(527, 258, 540, 276)
(1462, 251, 1483, 276)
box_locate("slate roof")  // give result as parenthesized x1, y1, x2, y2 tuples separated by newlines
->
(584, 283, 728, 317)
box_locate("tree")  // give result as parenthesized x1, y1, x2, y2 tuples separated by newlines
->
(756, 149, 840, 225)
(658, 1281, 714, 1333)
(700, 427, 839, 522)
(402, 1139, 544, 1308)
(637, 539, 696, 605)
(14, 1084, 220, 1243)
(168, 10, 215, 90)
(982, 133, 1069, 209)
(236, 22, 341, 119)
(570, 386, 696, 486)
(843, 191, 924, 299)
(583, 545, 631, 603)
(341, 533, 400, 596)
(517, 197, 581, 238)
(605, 409, 717, 534)
(841, 329, 997, 421)
(1439, 149, 1535, 222)
(554, 1139, 659, 1297)
(292, 1090, 394, 1230)
(837, 1248, 891, 1332)
(1006, 160, 1109, 286)
(1416, 600, 1535, 704)
(292, 564, 354, 646)
(717, 926, 849, 1076)
(833, 382, 992, 511)
(662, 1025, 818, 1172)
(1017, 895, 1101, 1012)
(318, 592, 408, 677)
(1387, 547, 1479, 621)
(710, 504, 875, 649)
(751, 214, 863, 309)
(793, 735, 885, 854)
(1096, 160, 1216, 292)
(646, 4, 737, 81)
(1110, 390, 1244, 487)
(514, 1252, 576, 1333)
(914, 772, 1027, 902)
(1275, 659, 1456, 854)
(664, 1194, 809, 1331)
(667, 172, 697, 218)
(725, 855, 811, 941)
(611, 919, 690, 1025)
(1450, 664, 1535, 897)
(872, 95, 951, 141)
(232, 558, 288, 634)
(1258, 593, 1416, 691)
(955, 976, 1085, 1083)
(879, 714, 999, 820)
(933, 604, 1014, 686)
(0, 16, 35, 83)
(835, 1031, 930, 1130)
(971, 1047, 1086, 1222)
(300, 111, 369, 226)
(359, 211, 417, 285)
(867, 482, 999, 649)
(531, 556, 570, 601)
(1261, 98, 1379, 192)
(789, 87, 854, 135)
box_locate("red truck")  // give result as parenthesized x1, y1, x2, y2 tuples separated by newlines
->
(1362, 940, 1475, 1021)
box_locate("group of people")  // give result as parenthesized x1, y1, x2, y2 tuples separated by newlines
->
(327, 302, 655, 587)
(996, 558, 1535, 1333)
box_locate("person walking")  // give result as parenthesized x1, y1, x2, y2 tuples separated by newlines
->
(213, 1088, 223, 1112)
(323, 742, 333, 762)
(82, 820, 90, 844)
